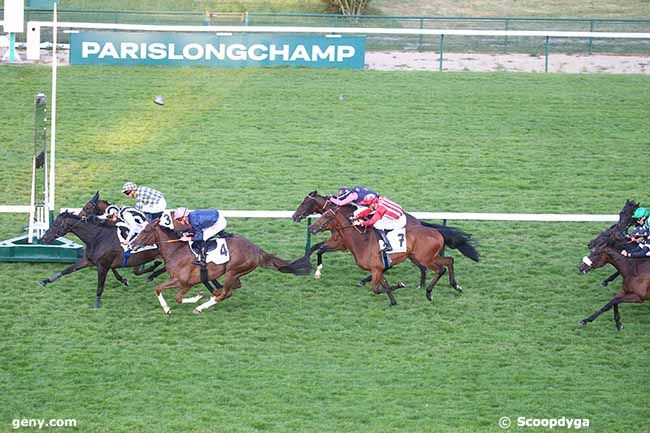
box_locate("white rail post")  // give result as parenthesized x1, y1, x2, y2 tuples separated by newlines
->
(26, 22, 41, 60)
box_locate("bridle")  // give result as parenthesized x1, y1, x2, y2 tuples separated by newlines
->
(312, 207, 365, 235)
(304, 193, 331, 214)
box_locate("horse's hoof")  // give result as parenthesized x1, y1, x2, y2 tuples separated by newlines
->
(455, 285, 464, 293)
(123, 279, 129, 287)
(357, 280, 367, 287)
(600, 280, 608, 287)
(39, 279, 48, 287)
(314, 273, 321, 280)
(616, 323, 624, 332)
(578, 320, 587, 327)
(192, 308, 202, 315)
(397, 281, 406, 289)
(426, 291, 433, 302)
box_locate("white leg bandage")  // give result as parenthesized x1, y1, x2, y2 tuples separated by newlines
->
(314, 264, 323, 279)
(194, 296, 218, 313)
(157, 293, 171, 314)
(182, 293, 205, 304)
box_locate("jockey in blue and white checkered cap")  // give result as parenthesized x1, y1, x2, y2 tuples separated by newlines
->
(122, 182, 167, 221)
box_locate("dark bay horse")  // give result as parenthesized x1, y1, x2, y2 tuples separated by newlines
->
(578, 243, 650, 331)
(587, 199, 639, 287)
(78, 191, 167, 283)
(308, 205, 467, 306)
(131, 220, 311, 315)
(41, 212, 162, 308)
(293, 191, 479, 287)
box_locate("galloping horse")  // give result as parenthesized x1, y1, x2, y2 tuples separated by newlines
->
(40, 212, 163, 308)
(587, 199, 639, 287)
(579, 239, 650, 331)
(131, 220, 311, 314)
(78, 191, 168, 283)
(293, 191, 479, 287)
(308, 205, 467, 306)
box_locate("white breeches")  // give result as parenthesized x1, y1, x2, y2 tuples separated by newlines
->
(202, 215, 228, 240)
(374, 214, 406, 231)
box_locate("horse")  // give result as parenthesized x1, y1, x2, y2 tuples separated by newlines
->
(308, 205, 468, 306)
(578, 240, 650, 331)
(292, 191, 479, 288)
(77, 191, 168, 283)
(587, 199, 639, 287)
(40, 212, 163, 308)
(130, 219, 312, 315)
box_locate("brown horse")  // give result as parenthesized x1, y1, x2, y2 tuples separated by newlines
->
(579, 241, 650, 331)
(308, 205, 464, 306)
(293, 191, 479, 287)
(131, 219, 311, 315)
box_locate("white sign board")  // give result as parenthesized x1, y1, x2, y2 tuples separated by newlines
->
(4, 0, 25, 33)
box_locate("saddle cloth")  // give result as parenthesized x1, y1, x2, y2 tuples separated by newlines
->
(114, 207, 157, 253)
(190, 239, 230, 265)
(378, 227, 407, 254)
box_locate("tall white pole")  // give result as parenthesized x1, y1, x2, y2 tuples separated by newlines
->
(49, 2, 58, 211)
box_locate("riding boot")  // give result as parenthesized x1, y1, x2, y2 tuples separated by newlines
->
(193, 241, 207, 265)
(376, 229, 393, 252)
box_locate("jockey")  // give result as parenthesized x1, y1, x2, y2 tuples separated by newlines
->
(329, 186, 380, 208)
(175, 207, 228, 265)
(122, 182, 167, 222)
(351, 194, 406, 252)
(630, 207, 650, 231)
(621, 226, 650, 257)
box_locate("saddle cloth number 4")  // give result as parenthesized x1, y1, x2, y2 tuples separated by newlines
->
(379, 228, 407, 254)
(191, 239, 230, 265)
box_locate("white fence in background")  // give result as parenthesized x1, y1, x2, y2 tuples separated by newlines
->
(24, 21, 650, 61)
(0, 206, 618, 222)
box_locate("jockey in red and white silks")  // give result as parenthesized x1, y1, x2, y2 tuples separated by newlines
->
(352, 194, 406, 252)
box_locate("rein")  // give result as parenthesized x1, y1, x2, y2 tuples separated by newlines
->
(305, 194, 331, 213)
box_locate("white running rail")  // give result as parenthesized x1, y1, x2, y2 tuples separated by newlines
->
(0, 206, 619, 222)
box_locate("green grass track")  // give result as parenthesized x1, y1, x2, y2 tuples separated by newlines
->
(0, 66, 648, 433)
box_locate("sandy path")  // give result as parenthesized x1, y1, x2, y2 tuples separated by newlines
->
(4, 48, 650, 74)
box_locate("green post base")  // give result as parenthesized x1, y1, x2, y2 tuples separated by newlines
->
(0, 235, 84, 263)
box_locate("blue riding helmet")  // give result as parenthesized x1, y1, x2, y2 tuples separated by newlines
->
(337, 187, 352, 198)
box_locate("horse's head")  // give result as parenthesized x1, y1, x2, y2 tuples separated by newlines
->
(307, 206, 352, 234)
(292, 190, 329, 222)
(579, 243, 613, 274)
(618, 199, 639, 230)
(78, 191, 111, 219)
(41, 212, 82, 244)
(131, 219, 160, 250)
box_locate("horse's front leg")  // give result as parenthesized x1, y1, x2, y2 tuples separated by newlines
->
(154, 279, 180, 315)
(370, 269, 398, 306)
(111, 268, 129, 287)
(133, 260, 162, 275)
(39, 256, 91, 287)
(600, 271, 620, 287)
(95, 264, 109, 308)
(146, 266, 167, 282)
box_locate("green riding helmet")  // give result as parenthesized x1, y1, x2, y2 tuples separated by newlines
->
(632, 207, 650, 219)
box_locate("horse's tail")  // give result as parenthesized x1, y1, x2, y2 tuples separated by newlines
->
(261, 252, 312, 276)
(421, 221, 480, 262)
